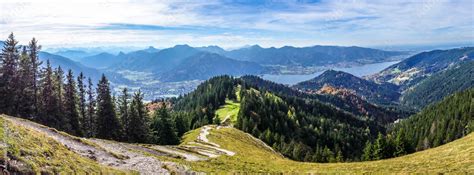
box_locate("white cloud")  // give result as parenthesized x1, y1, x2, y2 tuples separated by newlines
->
(0, 0, 472, 48)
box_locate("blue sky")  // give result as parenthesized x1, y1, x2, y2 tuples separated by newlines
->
(0, 0, 473, 49)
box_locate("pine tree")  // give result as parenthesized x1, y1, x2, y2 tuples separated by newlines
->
(394, 129, 407, 157)
(372, 132, 386, 160)
(53, 66, 66, 131)
(39, 60, 59, 127)
(85, 77, 96, 137)
(0, 33, 20, 115)
(335, 150, 344, 162)
(64, 69, 82, 136)
(77, 72, 87, 135)
(95, 75, 122, 140)
(17, 46, 35, 118)
(362, 140, 372, 161)
(118, 88, 130, 140)
(151, 107, 179, 145)
(173, 113, 188, 137)
(128, 90, 149, 143)
(28, 38, 42, 116)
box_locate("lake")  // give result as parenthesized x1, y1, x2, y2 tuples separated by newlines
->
(261, 61, 399, 85)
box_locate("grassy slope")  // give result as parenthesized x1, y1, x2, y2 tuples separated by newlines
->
(215, 100, 240, 123)
(173, 126, 474, 173)
(215, 85, 241, 124)
(0, 117, 125, 174)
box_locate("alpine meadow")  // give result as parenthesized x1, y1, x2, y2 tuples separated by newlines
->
(0, 0, 473, 174)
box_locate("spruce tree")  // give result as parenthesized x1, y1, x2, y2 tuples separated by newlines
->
(394, 129, 407, 157)
(0, 33, 20, 115)
(372, 132, 386, 160)
(17, 46, 35, 118)
(128, 90, 149, 143)
(53, 66, 66, 131)
(28, 38, 42, 116)
(64, 69, 82, 136)
(362, 140, 372, 161)
(173, 113, 188, 137)
(95, 75, 122, 140)
(151, 107, 179, 145)
(118, 88, 130, 140)
(39, 60, 59, 127)
(85, 77, 96, 137)
(77, 72, 87, 135)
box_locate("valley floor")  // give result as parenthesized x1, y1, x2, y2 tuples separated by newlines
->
(1, 115, 472, 174)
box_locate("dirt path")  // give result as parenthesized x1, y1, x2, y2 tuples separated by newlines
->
(90, 139, 186, 174)
(149, 145, 206, 161)
(192, 125, 236, 157)
(3, 116, 242, 174)
(3, 116, 175, 174)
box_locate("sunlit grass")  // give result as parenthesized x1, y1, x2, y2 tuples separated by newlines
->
(0, 115, 126, 174)
(173, 126, 474, 173)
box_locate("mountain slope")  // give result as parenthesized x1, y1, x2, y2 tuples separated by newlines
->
(173, 76, 387, 162)
(393, 88, 474, 151)
(2, 113, 472, 174)
(53, 50, 95, 61)
(401, 61, 474, 109)
(0, 116, 124, 174)
(225, 45, 404, 66)
(370, 47, 474, 89)
(111, 45, 200, 73)
(294, 70, 400, 105)
(79, 52, 120, 69)
(240, 75, 409, 124)
(39, 52, 102, 80)
(39, 52, 130, 84)
(175, 124, 474, 173)
(159, 52, 263, 82)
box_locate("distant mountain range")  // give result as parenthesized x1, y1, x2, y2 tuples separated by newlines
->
(53, 50, 96, 61)
(38, 52, 130, 85)
(70, 44, 403, 82)
(159, 52, 264, 82)
(223, 45, 404, 66)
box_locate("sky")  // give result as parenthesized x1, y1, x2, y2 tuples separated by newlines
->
(0, 0, 473, 49)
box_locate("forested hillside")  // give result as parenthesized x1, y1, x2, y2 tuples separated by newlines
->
(294, 70, 400, 105)
(393, 88, 473, 151)
(240, 75, 409, 124)
(401, 61, 474, 109)
(370, 47, 473, 89)
(173, 75, 388, 162)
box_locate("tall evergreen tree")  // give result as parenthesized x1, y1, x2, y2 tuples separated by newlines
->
(39, 60, 59, 128)
(95, 75, 122, 140)
(17, 46, 35, 118)
(151, 107, 179, 145)
(77, 72, 87, 134)
(64, 69, 82, 136)
(372, 132, 386, 160)
(128, 90, 149, 143)
(393, 129, 407, 157)
(85, 77, 96, 137)
(28, 38, 42, 116)
(53, 66, 66, 130)
(173, 112, 188, 137)
(118, 88, 130, 140)
(362, 140, 373, 161)
(0, 33, 20, 115)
